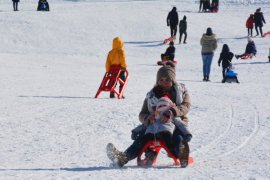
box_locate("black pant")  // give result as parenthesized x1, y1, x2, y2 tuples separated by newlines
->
(222, 67, 229, 79)
(199, 0, 203, 11)
(247, 28, 253, 36)
(13, 2, 18, 11)
(179, 31, 187, 43)
(170, 25, 177, 37)
(255, 25, 263, 36)
(125, 132, 173, 161)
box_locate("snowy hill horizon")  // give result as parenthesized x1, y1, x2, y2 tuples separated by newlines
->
(0, 0, 270, 179)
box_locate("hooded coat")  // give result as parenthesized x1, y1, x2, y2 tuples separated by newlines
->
(254, 9, 266, 27)
(245, 41, 257, 55)
(167, 7, 179, 27)
(246, 15, 254, 28)
(218, 44, 234, 68)
(200, 33, 217, 54)
(105, 37, 127, 72)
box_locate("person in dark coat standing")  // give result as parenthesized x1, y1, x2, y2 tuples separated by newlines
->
(167, 7, 179, 38)
(12, 0, 19, 11)
(246, 14, 254, 37)
(218, 44, 234, 82)
(179, 15, 187, 44)
(254, 8, 266, 37)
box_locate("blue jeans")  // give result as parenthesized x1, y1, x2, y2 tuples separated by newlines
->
(202, 53, 214, 77)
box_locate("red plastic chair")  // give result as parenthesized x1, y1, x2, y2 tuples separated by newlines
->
(137, 140, 193, 167)
(95, 66, 129, 99)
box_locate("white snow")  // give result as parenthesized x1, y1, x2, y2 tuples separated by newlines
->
(0, 0, 270, 179)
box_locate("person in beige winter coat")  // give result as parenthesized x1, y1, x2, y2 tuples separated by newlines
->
(200, 27, 217, 81)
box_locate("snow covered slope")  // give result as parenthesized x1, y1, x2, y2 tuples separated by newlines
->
(0, 0, 270, 179)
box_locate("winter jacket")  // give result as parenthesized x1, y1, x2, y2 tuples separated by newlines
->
(200, 33, 217, 55)
(105, 37, 127, 72)
(167, 8, 179, 27)
(139, 83, 191, 125)
(246, 16, 254, 28)
(245, 41, 257, 55)
(254, 11, 266, 27)
(218, 45, 234, 68)
(37, 1, 50, 11)
(164, 46, 175, 60)
(179, 19, 187, 32)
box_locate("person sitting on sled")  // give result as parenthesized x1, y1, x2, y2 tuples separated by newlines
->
(161, 41, 175, 62)
(235, 37, 257, 59)
(37, 0, 50, 11)
(107, 62, 192, 168)
(218, 44, 234, 83)
(105, 37, 127, 98)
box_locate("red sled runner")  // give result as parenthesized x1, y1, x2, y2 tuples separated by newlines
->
(137, 140, 193, 167)
(95, 66, 129, 99)
(240, 53, 255, 60)
(163, 37, 174, 44)
(262, 31, 270, 38)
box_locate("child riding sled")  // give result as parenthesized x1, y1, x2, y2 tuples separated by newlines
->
(106, 62, 192, 168)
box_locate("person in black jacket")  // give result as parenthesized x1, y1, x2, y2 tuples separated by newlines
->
(218, 44, 234, 82)
(167, 7, 179, 38)
(12, 0, 19, 11)
(179, 16, 187, 44)
(37, 0, 50, 11)
(254, 8, 266, 37)
(161, 41, 175, 61)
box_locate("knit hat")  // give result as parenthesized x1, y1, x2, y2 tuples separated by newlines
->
(206, 27, 213, 35)
(156, 61, 176, 84)
(248, 37, 253, 42)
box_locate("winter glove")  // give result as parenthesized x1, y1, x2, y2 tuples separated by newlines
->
(143, 114, 155, 126)
(183, 134, 192, 142)
(218, 63, 220, 67)
(159, 110, 173, 124)
(167, 23, 169, 26)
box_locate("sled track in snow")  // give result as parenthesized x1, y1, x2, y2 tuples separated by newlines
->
(191, 104, 234, 156)
(217, 104, 260, 158)
(192, 104, 260, 161)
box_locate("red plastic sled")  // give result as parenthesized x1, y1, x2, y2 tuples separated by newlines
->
(163, 37, 174, 44)
(240, 53, 254, 60)
(262, 31, 270, 37)
(157, 60, 177, 66)
(137, 140, 193, 167)
(95, 66, 129, 99)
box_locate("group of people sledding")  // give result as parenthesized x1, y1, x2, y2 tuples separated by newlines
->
(11, 0, 50, 11)
(105, 3, 268, 168)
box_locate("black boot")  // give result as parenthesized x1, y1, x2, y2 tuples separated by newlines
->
(206, 76, 210, 82)
(106, 143, 128, 167)
(203, 76, 206, 81)
(110, 92, 115, 98)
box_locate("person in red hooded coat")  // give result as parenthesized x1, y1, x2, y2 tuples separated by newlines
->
(246, 14, 254, 37)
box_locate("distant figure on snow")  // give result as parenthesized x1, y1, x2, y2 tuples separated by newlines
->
(211, 0, 219, 12)
(199, 0, 204, 12)
(246, 14, 254, 37)
(200, 27, 217, 81)
(105, 37, 127, 98)
(37, 0, 50, 11)
(235, 37, 257, 59)
(12, 0, 19, 11)
(161, 41, 175, 61)
(167, 7, 179, 38)
(218, 44, 234, 83)
(179, 15, 187, 44)
(254, 8, 266, 37)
